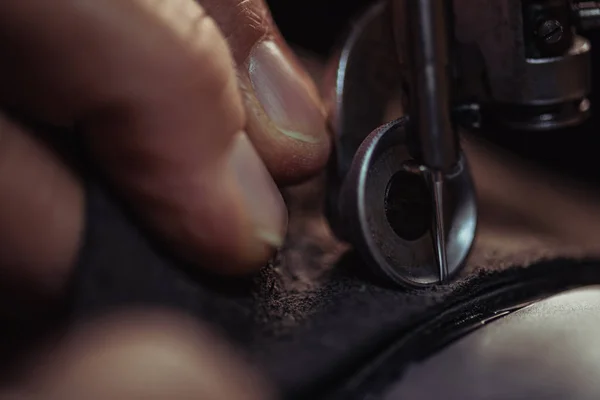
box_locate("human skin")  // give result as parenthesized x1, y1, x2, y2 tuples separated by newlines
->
(4, 1, 600, 397)
(0, 0, 331, 296)
(0, 0, 328, 398)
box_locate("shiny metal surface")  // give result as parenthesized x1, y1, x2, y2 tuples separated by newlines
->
(393, 0, 458, 170)
(393, 0, 459, 280)
(325, 1, 477, 286)
(325, 0, 400, 179)
(451, 0, 592, 131)
(335, 119, 477, 286)
(431, 171, 449, 281)
(324, 0, 402, 242)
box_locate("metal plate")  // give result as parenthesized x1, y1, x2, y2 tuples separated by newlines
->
(325, 1, 477, 287)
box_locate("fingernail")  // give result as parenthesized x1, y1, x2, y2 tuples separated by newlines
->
(229, 132, 287, 248)
(248, 41, 326, 144)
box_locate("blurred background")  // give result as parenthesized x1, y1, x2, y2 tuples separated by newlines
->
(267, 0, 371, 57)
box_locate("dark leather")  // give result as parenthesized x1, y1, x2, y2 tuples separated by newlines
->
(385, 286, 600, 400)
(72, 183, 600, 400)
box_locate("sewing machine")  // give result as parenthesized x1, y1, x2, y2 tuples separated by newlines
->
(326, 0, 598, 287)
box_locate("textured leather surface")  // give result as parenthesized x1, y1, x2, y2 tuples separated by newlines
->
(386, 286, 600, 400)
(74, 182, 600, 399)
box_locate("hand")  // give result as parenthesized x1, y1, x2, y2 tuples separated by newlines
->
(7, 310, 274, 399)
(0, 0, 330, 301)
(0, 0, 330, 397)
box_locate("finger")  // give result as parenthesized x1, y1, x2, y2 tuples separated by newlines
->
(6, 310, 273, 400)
(202, 0, 331, 184)
(0, 113, 83, 299)
(0, 0, 287, 273)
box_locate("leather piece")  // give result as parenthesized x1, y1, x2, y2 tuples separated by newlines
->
(385, 286, 600, 400)
(72, 182, 600, 399)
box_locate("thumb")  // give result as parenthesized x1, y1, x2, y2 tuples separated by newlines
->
(201, 0, 332, 184)
(0, 0, 287, 277)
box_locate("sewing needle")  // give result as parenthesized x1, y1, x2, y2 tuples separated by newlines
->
(432, 170, 448, 282)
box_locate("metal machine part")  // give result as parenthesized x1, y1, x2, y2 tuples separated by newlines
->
(392, 0, 461, 280)
(325, 0, 599, 288)
(452, 0, 594, 131)
(392, 0, 458, 170)
(336, 119, 476, 286)
(325, 0, 476, 287)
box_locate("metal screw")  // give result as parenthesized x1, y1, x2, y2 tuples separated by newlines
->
(537, 19, 564, 44)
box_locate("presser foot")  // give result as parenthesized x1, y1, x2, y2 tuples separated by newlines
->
(333, 118, 477, 287)
(323, 1, 477, 287)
